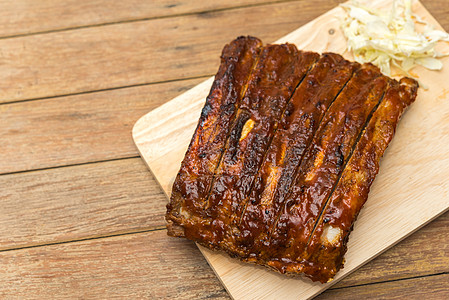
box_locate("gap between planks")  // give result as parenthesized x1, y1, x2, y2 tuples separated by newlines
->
(1, 151, 447, 285)
(0, 227, 446, 296)
(329, 271, 449, 292)
(0, 0, 349, 104)
(0, 0, 444, 296)
(0, 76, 207, 175)
(319, 273, 449, 299)
(0, 227, 165, 253)
(0, 74, 211, 106)
(0, 1, 444, 105)
(4, 0, 447, 175)
(0, 0, 301, 40)
(0, 156, 138, 177)
(0, 157, 169, 251)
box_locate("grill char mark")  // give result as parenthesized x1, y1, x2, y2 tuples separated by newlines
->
(165, 36, 419, 283)
(166, 36, 263, 236)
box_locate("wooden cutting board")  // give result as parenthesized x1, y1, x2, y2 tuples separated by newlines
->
(133, 0, 449, 298)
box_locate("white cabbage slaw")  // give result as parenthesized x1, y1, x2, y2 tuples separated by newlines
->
(340, 0, 449, 88)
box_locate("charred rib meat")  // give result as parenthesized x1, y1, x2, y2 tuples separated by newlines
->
(165, 36, 418, 283)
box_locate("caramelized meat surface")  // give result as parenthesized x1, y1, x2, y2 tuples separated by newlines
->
(165, 36, 418, 283)
(167, 36, 262, 237)
(266, 64, 388, 269)
(237, 53, 359, 257)
(202, 45, 318, 248)
(303, 78, 418, 282)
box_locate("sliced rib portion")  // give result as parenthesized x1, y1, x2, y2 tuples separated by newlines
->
(235, 53, 359, 257)
(186, 44, 319, 247)
(302, 78, 418, 283)
(164, 36, 419, 284)
(166, 36, 263, 236)
(265, 63, 388, 270)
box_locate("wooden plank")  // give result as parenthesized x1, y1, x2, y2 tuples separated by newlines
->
(0, 0, 349, 104)
(0, 0, 277, 38)
(0, 0, 445, 104)
(0, 228, 446, 299)
(0, 0, 444, 39)
(132, 0, 449, 299)
(0, 158, 167, 251)
(0, 230, 229, 299)
(423, 0, 449, 30)
(0, 77, 204, 174)
(318, 274, 449, 299)
(1, 142, 447, 280)
(0, 140, 446, 283)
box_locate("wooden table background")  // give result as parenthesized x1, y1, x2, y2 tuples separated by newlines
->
(0, 1, 448, 299)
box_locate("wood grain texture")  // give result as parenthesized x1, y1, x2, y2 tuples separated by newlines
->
(319, 274, 449, 299)
(0, 230, 229, 299)
(0, 0, 445, 104)
(0, 77, 204, 174)
(0, 0, 279, 37)
(0, 158, 167, 251)
(422, 0, 449, 30)
(0, 225, 446, 299)
(0, 0, 346, 104)
(1, 148, 447, 283)
(133, 0, 449, 298)
(0, 0, 448, 299)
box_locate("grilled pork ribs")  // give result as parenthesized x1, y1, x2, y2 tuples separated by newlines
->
(165, 36, 418, 283)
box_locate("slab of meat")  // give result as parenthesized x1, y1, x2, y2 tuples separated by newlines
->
(301, 78, 418, 282)
(167, 36, 263, 237)
(264, 64, 388, 267)
(198, 44, 318, 248)
(236, 53, 359, 257)
(165, 36, 418, 283)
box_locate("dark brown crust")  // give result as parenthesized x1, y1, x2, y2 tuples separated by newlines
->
(166, 36, 263, 235)
(301, 78, 418, 282)
(235, 53, 359, 257)
(265, 63, 389, 268)
(182, 44, 319, 246)
(165, 36, 419, 283)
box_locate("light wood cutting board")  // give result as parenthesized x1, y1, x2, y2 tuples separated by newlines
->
(133, 0, 449, 298)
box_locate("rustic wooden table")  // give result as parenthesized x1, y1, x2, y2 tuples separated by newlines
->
(1, 1, 448, 299)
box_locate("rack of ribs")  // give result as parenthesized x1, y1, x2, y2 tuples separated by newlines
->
(165, 36, 419, 283)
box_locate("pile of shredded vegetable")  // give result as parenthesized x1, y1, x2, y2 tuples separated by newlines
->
(340, 0, 449, 86)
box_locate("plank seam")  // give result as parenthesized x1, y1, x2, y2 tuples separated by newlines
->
(0, 75, 211, 106)
(0, 156, 139, 177)
(1, 226, 446, 293)
(0, 0, 302, 41)
(0, 226, 166, 253)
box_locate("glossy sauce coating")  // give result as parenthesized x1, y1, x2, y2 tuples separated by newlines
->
(236, 53, 359, 256)
(166, 36, 262, 235)
(165, 36, 418, 283)
(266, 64, 388, 266)
(187, 44, 318, 245)
(302, 78, 418, 282)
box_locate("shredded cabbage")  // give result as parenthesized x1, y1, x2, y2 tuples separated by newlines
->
(340, 0, 449, 86)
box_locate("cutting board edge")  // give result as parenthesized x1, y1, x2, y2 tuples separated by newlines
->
(132, 114, 172, 201)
